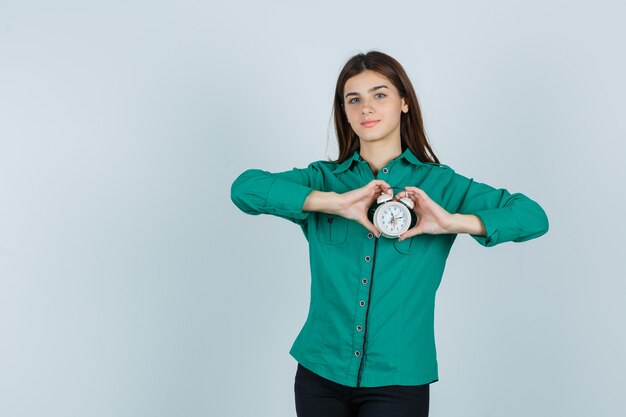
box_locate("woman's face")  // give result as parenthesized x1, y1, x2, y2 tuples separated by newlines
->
(343, 70, 408, 146)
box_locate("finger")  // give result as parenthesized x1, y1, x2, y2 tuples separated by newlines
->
(398, 188, 428, 203)
(369, 185, 393, 201)
(403, 186, 423, 192)
(361, 218, 381, 238)
(395, 190, 415, 202)
(355, 216, 380, 237)
(368, 179, 392, 193)
(403, 186, 428, 198)
(395, 190, 409, 199)
(398, 226, 422, 241)
(368, 179, 391, 188)
(379, 184, 393, 196)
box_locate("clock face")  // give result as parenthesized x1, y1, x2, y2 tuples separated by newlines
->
(374, 202, 411, 237)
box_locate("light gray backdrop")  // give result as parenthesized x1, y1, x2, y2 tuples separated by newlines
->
(1, 1, 625, 416)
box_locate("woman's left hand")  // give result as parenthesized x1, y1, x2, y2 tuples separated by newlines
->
(395, 186, 453, 240)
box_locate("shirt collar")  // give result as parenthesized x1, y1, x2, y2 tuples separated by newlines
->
(332, 147, 425, 174)
(331, 150, 361, 174)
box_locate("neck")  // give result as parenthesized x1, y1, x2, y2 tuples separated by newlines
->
(359, 139, 402, 175)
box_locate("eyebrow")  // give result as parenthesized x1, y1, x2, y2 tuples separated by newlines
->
(344, 85, 389, 98)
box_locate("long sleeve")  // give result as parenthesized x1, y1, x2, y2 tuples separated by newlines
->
(230, 165, 317, 225)
(443, 168, 549, 247)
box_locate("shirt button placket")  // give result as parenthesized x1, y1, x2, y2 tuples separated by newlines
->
(351, 230, 375, 382)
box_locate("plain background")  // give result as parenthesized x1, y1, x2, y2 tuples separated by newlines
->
(1, 1, 625, 416)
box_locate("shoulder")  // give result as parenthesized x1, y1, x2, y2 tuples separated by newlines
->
(305, 159, 343, 173)
(420, 161, 470, 189)
(307, 159, 337, 168)
(276, 159, 338, 173)
(423, 161, 454, 171)
(421, 161, 457, 180)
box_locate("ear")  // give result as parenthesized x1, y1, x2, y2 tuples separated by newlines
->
(401, 97, 409, 113)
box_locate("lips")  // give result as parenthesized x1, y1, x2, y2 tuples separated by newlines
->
(361, 120, 380, 128)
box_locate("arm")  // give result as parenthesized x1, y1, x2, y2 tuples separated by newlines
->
(396, 185, 488, 240)
(231, 165, 391, 235)
(445, 169, 550, 247)
(447, 213, 487, 236)
(302, 190, 342, 213)
(230, 166, 316, 226)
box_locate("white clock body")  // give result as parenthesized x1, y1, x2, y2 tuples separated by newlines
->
(372, 194, 415, 238)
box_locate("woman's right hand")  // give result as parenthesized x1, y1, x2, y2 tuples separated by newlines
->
(334, 179, 392, 237)
(303, 180, 392, 237)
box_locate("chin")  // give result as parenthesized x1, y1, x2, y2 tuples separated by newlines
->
(358, 132, 390, 142)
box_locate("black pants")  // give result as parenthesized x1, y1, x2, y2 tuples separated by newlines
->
(294, 363, 430, 417)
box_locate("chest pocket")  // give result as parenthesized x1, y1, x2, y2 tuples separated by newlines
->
(316, 213, 349, 245)
(394, 234, 434, 254)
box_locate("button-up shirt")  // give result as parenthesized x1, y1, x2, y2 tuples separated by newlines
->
(230, 147, 549, 387)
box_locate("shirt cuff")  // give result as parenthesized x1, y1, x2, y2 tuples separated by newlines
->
(470, 206, 521, 247)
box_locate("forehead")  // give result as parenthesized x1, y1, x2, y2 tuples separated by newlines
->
(343, 70, 395, 94)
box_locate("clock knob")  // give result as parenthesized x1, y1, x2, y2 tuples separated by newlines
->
(377, 192, 393, 204)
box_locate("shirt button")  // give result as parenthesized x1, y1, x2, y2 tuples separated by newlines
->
(382, 167, 389, 174)
(355, 351, 361, 357)
(359, 300, 365, 306)
(356, 325, 363, 331)
(365, 256, 371, 262)
(361, 278, 368, 285)
(367, 232, 373, 239)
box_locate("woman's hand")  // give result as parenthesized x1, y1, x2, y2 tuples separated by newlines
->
(335, 179, 392, 237)
(395, 186, 488, 239)
(395, 186, 453, 240)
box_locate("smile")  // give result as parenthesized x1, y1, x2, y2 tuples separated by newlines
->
(361, 120, 380, 128)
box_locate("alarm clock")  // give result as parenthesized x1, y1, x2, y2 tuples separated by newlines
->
(370, 192, 418, 239)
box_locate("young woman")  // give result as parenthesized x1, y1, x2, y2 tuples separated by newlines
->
(230, 50, 549, 417)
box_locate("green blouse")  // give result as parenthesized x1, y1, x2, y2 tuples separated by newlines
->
(230, 147, 549, 387)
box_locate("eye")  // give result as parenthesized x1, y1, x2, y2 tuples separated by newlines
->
(375, 93, 386, 99)
(348, 97, 359, 104)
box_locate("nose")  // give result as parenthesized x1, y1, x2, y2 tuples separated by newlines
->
(361, 103, 373, 115)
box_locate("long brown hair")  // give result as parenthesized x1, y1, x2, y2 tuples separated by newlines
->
(332, 50, 440, 164)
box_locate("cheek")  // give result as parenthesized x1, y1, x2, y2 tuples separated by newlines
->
(382, 104, 403, 120)
(345, 108, 361, 122)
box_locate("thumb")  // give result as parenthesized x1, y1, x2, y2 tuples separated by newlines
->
(360, 218, 381, 238)
(398, 225, 422, 241)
